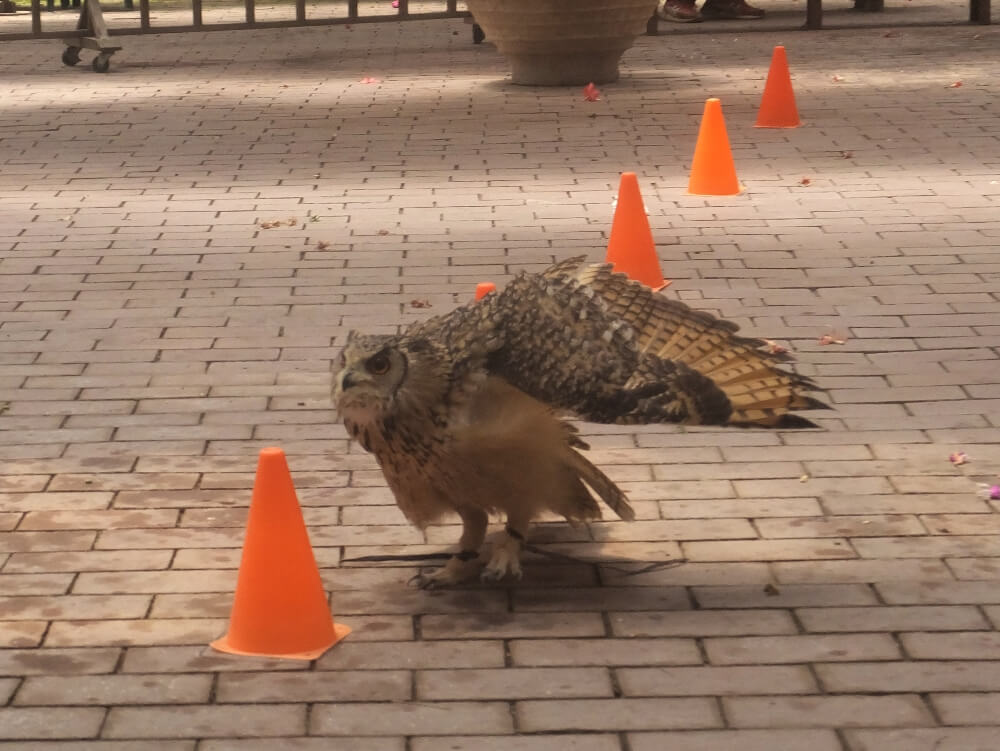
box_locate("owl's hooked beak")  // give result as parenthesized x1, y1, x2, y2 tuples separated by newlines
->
(333, 366, 376, 422)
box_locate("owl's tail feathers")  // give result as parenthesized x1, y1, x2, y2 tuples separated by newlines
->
(563, 448, 636, 522)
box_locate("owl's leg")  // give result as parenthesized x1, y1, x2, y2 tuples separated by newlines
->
(411, 506, 487, 590)
(481, 512, 530, 582)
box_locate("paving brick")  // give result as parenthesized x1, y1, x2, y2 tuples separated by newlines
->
(692, 583, 877, 609)
(45, 619, 227, 648)
(513, 586, 689, 613)
(72, 570, 236, 595)
(755, 514, 925, 538)
(417, 667, 613, 700)
(120, 646, 308, 674)
(0, 708, 106, 740)
(816, 661, 1000, 693)
(844, 727, 1000, 751)
(628, 729, 844, 751)
(706, 633, 902, 665)
(4, 550, 174, 574)
(411, 736, 620, 751)
(853, 535, 1000, 558)
(876, 580, 1000, 605)
(201, 741, 401, 751)
(0, 572, 73, 596)
(509, 637, 702, 667)
(683, 538, 855, 562)
(421, 612, 606, 640)
(218, 669, 411, 703)
(796, 605, 989, 632)
(0, 677, 18, 704)
(617, 665, 817, 696)
(928, 693, 1000, 725)
(0, 743, 195, 750)
(103, 705, 307, 739)
(15, 674, 213, 706)
(773, 559, 955, 583)
(901, 631, 1000, 659)
(311, 702, 514, 736)
(724, 694, 933, 728)
(0, 531, 97, 554)
(0, 621, 47, 648)
(515, 697, 722, 732)
(610, 610, 797, 638)
(0, 595, 151, 621)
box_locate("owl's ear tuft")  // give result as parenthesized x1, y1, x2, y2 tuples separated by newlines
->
(406, 337, 433, 355)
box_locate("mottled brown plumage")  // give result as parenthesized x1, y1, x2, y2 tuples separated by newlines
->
(333, 257, 828, 586)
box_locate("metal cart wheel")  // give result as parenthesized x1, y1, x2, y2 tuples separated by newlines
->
(91, 53, 110, 72)
(472, 23, 484, 44)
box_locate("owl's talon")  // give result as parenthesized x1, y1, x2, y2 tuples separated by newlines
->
(407, 571, 438, 589)
(481, 533, 524, 582)
(408, 553, 482, 589)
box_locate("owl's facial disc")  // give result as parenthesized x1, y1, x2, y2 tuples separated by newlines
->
(333, 341, 408, 423)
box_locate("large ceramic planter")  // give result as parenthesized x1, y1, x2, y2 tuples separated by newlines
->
(466, 0, 657, 86)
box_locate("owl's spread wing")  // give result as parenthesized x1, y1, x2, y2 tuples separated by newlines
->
(468, 257, 827, 428)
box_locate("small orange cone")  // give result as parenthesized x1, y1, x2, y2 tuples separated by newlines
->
(606, 172, 669, 291)
(755, 46, 801, 128)
(475, 282, 496, 300)
(211, 447, 349, 660)
(688, 99, 741, 196)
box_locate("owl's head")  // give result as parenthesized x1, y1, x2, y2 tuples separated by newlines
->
(333, 333, 407, 423)
(333, 331, 451, 427)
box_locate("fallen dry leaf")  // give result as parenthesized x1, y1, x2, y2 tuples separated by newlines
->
(583, 82, 601, 102)
(410, 299, 432, 309)
(800, 177, 812, 186)
(832, 74, 844, 82)
(763, 583, 780, 596)
(360, 76, 382, 84)
(949, 451, 969, 465)
(316, 241, 330, 250)
(946, 81, 963, 88)
(841, 150, 854, 159)
(258, 218, 298, 230)
(377, 229, 390, 236)
(764, 339, 789, 355)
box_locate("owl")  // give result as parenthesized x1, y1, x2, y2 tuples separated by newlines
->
(333, 256, 827, 587)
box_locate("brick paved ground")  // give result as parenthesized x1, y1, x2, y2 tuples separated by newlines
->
(1, 11, 999, 750)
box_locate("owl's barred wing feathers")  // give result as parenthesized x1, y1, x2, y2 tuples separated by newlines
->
(543, 257, 828, 427)
(456, 257, 827, 428)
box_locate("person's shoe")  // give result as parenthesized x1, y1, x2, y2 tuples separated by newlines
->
(700, 0, 765, 18)
(657, 0, 702, 22)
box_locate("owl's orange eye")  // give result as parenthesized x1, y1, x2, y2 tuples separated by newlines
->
(366, 352, 390, 375)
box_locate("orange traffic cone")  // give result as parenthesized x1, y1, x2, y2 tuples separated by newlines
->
(211, 447, 349, 660)
(688, 98, 742, 196)
(475, 282, 496, 300)
(755, 46, 801, 128)
(606, 172, 669, 291)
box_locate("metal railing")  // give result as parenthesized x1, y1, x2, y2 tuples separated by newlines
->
(0, 0, 470, 42)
